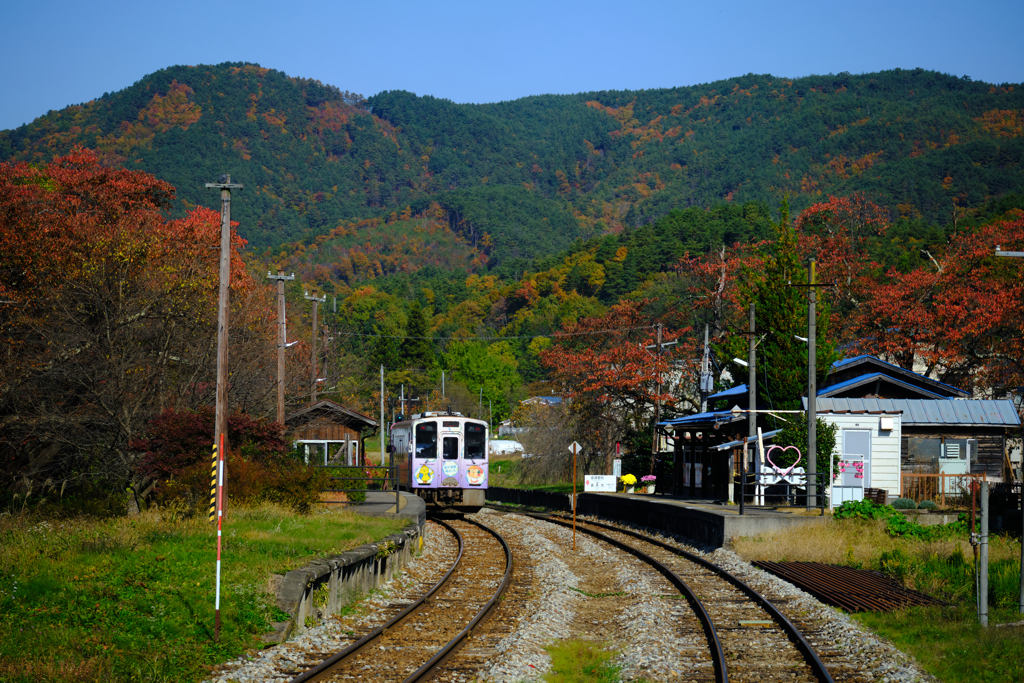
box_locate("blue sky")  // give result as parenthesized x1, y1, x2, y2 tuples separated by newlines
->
(2, 0, 1022, 132)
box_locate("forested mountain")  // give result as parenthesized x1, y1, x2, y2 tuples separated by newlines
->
(3, 63, 1022, 274)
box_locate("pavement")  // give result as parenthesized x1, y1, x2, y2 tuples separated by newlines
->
(351, 490, 426, 530)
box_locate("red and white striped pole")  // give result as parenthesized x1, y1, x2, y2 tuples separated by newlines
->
(215, 432, 225, 642)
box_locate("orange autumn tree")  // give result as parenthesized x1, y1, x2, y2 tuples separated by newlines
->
(540, 299, 695, 476)
(0, 148, 273, 495)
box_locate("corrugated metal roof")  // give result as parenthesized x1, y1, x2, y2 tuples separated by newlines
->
(807, 397, 1020, 427)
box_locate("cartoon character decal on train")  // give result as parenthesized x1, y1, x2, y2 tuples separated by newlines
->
(390, 412, 488, 511)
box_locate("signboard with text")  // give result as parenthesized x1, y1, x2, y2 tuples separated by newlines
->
(613, 459, 622, 479)
(585, 475, 617, 492)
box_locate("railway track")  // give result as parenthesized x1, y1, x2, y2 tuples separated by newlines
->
(544, 513, 835, 683)
(288, 516, 512, 683)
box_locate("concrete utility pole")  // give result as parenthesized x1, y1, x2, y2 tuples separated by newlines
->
(743, 303, 756, 514)
(304, 291, 326, 403)
(205, 174, 242, 514)
(699, 325, 713, 414)
(994, 245, 1024, 614)
(267, 271, 295, 425)
(807, 258, 817, 509)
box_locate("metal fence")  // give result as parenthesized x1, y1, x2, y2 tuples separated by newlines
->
(315, 464, 400, 509)
(734, 470, 832, 514)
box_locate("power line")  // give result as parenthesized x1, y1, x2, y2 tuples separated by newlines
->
(328, 324, 660, 342)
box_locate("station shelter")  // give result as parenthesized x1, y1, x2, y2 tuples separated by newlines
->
(285, 400, 379, 467)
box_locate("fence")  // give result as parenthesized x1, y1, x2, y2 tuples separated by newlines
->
(315, 464, 400, 508)
(734, 470, 832, 513)
(900, 472, 988, 507)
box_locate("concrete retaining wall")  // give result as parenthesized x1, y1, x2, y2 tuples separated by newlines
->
(266, 524, 422, 643)
(488, 486, 573, 511)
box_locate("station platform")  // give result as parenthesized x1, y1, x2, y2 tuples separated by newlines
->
(350, 491, 426, 531)
(487, 487, 828, 548)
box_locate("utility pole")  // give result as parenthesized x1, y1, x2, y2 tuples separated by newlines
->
(743, 303, 756, 514)
(380, 365, 386, 468)
(651, 323, 663, 475)
(267, 271, 295, 425)
(304, 291, 326, 403)
(807, 258, 817, 509)
(699, 325, 713, 413)
(205, 174, 242, 517)
(205, 173, 241, 642)
(994, 245, 1024, 614)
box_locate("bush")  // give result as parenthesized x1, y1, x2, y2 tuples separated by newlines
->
(892, 497, 917, 509)
(917, 499, 938, 510)
(834, 499, 891, 520)
(154, 454, 332, 514)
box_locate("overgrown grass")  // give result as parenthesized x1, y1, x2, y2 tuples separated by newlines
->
(733, 513, 1024, 683)
(854, 605, 1024, 683)
(0, 501, 407, 682)
(543, 640, 621, 683)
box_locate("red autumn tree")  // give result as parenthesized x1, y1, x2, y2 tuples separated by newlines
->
(847, 215, 1024, 394)
(0, 148, 275, 496)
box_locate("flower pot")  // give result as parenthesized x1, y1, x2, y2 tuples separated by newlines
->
(625, 486, 634, 494)
(647, 485, 656, 494)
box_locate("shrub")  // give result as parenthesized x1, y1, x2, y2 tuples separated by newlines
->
(917, 500, 938, 510)
(892, 497, 917, 509)
(834, 499, 891, 520)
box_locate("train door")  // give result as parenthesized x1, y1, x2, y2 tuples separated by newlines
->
(439, 433, 462, 487)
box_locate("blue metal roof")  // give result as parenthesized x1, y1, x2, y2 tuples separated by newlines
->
(830, 355, 968, 397)
(709, 384, 747, 400)
(817, 372, 949, 400)
(807, 397, 1020, 427)
(658, 410, 745, 428)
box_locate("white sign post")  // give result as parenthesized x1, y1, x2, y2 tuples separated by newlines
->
(569, 441, 581, 551)
(613, 459, 622, 479)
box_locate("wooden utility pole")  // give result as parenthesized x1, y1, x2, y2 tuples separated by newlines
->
(205, 174, 242, 518)
(304, 291, 326, 403)
(267, 271, 295, 425)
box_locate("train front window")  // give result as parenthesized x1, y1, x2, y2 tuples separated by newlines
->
(465, 423, 486, 460)
(415, 422, 437, 459)
(442, 436, 459, 460)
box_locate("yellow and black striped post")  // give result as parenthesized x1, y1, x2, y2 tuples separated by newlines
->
(209, 442, 219, 522)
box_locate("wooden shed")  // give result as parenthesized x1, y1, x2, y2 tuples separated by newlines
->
(285, 400, 379, 467)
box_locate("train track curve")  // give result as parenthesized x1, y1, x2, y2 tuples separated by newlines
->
(544, 513, 835, 683)
(289, 516, 512, 683)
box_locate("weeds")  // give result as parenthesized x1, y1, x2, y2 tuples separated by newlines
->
(543, 640, 621, 683)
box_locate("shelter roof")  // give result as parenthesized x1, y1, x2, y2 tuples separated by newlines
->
(817, 372, 950, 400)
(285, 399, 379, 430)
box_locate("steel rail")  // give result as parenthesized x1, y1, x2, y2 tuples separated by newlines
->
(556, 514, 835, 683)
(399, 516, 514, 683)
(288, 518, 465, 683)
(543, 516, 728, 683)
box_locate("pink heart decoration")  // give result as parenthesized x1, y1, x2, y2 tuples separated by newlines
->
(765, 445, 802, 477)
